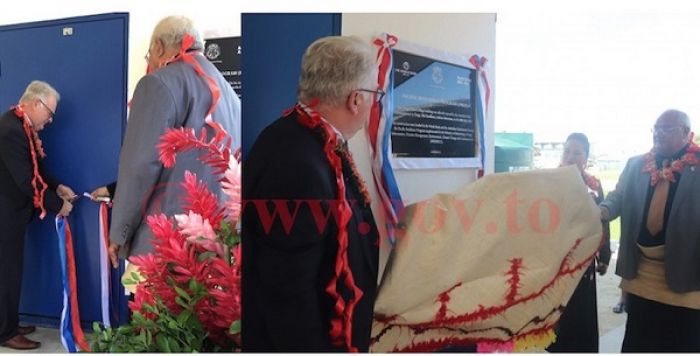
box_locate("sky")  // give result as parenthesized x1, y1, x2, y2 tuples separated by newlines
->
(495, 11, 700, 159)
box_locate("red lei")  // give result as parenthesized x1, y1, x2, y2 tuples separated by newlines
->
(290, 102, 368, 352)
(12, 105, 49, 218)
(641, 143, 700, 186)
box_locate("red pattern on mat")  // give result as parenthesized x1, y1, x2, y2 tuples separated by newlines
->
(372, 236, 599, 351)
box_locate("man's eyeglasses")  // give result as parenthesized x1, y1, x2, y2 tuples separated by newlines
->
(356, 88, 386, 103)
(652, 126, 683, 135)
(38, 99, 55, 122)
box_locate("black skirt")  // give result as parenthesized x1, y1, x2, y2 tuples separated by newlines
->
(622, 293, 700, 352)
(547, 263, 599, 353)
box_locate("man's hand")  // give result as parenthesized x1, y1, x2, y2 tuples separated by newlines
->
(57, 184, 77, 202)
(597, 263, 609, 276)
(90, 186, 111, 201)
(600, 206, 610, 221)
(58, 200, 73, 217)
(108, 242, 120, 268)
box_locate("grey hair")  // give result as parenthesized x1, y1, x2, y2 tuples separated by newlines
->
(659, 109, 691, 131)
(150, 16, 204, 51)
(19, 80, 60, 103)
(298, 36, 376, 106)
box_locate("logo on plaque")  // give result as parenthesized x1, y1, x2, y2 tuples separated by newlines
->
(205, 43, 221, 60)
(432, 66, 444, 84)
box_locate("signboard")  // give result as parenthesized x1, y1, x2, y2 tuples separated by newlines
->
(392, 50, 476, 159)
(204, 36, 242, 99)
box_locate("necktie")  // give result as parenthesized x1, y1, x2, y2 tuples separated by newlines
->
(646, 160, 670, 236)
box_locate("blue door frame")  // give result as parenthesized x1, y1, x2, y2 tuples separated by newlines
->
(0, 12, 130, 329)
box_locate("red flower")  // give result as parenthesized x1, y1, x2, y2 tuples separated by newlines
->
(642, 147, 699, 186)
(123, 119, 242, 348)
(661, 167, 676, 182)
(684, 153, 699, 166)
(671, 160, 684, 171)
(181, 171, 225, 229)
(157, 121, 233, 175)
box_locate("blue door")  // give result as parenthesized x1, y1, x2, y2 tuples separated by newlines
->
(241, 13, 341, 157)
(0, 13, 129, 328)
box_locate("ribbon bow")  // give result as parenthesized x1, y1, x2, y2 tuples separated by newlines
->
(373, 34, 398, 49)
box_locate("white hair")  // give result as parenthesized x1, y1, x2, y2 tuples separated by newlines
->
(150, 16, 203, 51)
(19, 80, 60, 103)
(298, 36, 377, 106)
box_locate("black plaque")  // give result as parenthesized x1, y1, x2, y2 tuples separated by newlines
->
(204, 36, 242, 99)
(391, 50, 476, 158)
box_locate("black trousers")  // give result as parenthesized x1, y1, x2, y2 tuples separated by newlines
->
(622, 293, 700, 352)
(547, 263, 599, 353)
(0, 217, 27, 343)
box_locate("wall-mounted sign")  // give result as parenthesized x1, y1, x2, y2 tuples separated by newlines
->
(391, 49, 476, 159)
(204, 36, 242, 99)
(384, 38, 488, 171)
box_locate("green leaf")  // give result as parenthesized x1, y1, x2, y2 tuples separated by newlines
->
(138, 329, 147, 345)
(176, 310, 192, 325)
(132, 312, 147, 324)
(92, 321, 103, 333)
(175, 296, 189, 309)
(197, 251, 217, 262)
(142, 303, 157, 314)
(229, 320, 241, 334)
(174, 286, 191, 301)
(167, 337, 181, 353)
(188, 278, 199, 291)
(155, 334, 171, 352)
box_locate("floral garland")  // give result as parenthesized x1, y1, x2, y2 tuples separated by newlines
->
(289, 102, 368, 352)
(641, 142, 700, 186)
(11, 105, 49, 218)
(12, 105, 46, 158)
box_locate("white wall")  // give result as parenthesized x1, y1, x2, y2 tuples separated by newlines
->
(1, 1, 241, 98)
(341, 13, 496, 277)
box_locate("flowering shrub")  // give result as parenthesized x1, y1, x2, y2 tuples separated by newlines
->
(91, 120, 241, 352)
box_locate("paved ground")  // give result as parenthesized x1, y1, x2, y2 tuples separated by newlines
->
(597, 241, 627, 352)
(0, 327, 64, 353)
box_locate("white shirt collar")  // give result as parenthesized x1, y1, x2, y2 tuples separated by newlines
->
(298, 102, 346, 143)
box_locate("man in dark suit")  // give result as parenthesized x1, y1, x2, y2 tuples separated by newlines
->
(601, 109, 700, 352)
(242, 36, 380, 352)
(0, 81, 74, 350)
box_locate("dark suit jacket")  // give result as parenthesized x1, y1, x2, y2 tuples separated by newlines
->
(241, 111, 379, 352)
(0, 110, 63, 225)
(601, 153, 700, 293)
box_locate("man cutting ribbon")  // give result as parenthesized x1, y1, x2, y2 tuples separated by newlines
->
(0, 81, 76, 350)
